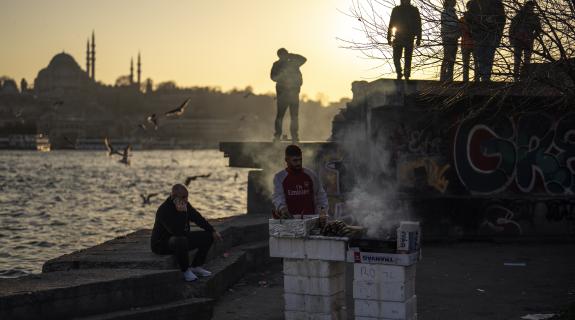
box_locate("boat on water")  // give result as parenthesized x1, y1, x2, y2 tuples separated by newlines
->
(0, 134, 51, 151)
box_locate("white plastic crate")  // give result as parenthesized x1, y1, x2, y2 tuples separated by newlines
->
(285, 308, 347, 320)
(354, 295, 416, 319)
(352, 279, 415, 302)
(284, 291, 345, 313)
(353, 264, 416, 283)
(284, 274, 345, 295)
(270, 236, 348, 261)
(284, 259, 346, 277)
(354, 314, 417, 320)
(269, 216, 318, 237)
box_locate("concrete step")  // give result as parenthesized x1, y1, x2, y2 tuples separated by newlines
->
(0, 268, 185, 320)
(76, 298, 214, 320)
(43, 214, 269, 272)
(184, 240, 272, 299)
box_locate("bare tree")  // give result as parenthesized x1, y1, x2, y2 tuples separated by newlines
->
(342, 0, 575, 111)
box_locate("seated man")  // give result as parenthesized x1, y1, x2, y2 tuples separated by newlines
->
(272, 145, 328, 217)
(151, 184, 223, 281)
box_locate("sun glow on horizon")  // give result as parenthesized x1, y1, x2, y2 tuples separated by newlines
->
(0, 0, 389, 102)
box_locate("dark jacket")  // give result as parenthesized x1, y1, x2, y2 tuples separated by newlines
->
(270, 53, 306, 89)
(468, 0, 506, 42)
(150, 197, 214, 251)
(509, 10, 541, 47)
(388, 4, 422, 45)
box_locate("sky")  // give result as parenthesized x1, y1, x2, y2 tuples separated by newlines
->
(0, 0, 393, 103)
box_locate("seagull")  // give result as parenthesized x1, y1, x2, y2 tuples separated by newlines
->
(140, 193, 158, 206)
(104, 137, 122, 156)
(118, 145, 132, 166)
(146, 114, 159, 130)
(137, 123, 147, 131)
(184, 173, 212, 186)
(165, 98, 191, 117)
(13, 109, 23, 118)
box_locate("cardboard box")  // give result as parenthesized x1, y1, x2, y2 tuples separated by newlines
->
(396, 222, 420, 253)
(354, 295, 416, 319)
(269, 216, 319, 238)
(284, 259, 346, 277)
(348, 249, 419, 266)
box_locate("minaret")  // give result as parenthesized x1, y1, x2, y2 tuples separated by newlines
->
(130, 57, 134, 85)
(91, 31, 96, 80)
(137, 52, 141, 88)
(86, 39, 91, 78)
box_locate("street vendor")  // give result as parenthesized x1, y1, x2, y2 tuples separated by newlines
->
(272, 145, 328, 218)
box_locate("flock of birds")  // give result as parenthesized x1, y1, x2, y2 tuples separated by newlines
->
(138, 172, 223, 207)
(103, 97, 193, 166)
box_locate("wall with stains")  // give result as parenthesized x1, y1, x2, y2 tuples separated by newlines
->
(321, 80, 575, 238)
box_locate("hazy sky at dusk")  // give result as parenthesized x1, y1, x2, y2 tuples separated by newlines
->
(0, 0, 393, 102)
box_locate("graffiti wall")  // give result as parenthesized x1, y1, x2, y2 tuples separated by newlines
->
(323, 93, 575, 238)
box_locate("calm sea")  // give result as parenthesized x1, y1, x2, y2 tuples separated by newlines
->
(0, 149, 249, 278)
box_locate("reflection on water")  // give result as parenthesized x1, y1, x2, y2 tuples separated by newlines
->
(0, 149, 248, 277)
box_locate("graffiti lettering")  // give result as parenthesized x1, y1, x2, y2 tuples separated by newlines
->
(454, 113, 575, 194)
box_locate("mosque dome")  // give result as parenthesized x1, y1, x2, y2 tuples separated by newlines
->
(34, 52, 90, 97)
(48, 52, 82, 71)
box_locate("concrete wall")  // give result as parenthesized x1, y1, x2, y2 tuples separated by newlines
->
(322, 79, 575, 239)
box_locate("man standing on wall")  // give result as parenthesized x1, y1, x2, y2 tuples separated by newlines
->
(388, 0, 422, 80)
(270, 48, 307, 143)
(272, 145, 328, 218)
(468, 0, 506, 82)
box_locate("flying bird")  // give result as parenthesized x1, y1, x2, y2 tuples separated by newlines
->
(165, 98, 191, 117)
(140, 193, 158, 206)
(118, 145, 132, 166)
(104, 137, 122, 156)
(184, 173, 212, 186)
(146, 114, 159, 130)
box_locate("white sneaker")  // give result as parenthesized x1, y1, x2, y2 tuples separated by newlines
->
(190, 266, 212, 277)
(183, 268, 198, 282)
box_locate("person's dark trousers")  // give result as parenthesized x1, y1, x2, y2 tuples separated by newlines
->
(474, 35, 501, 82)
(152, 231, 214, 272)
(462, 47, 478, 82)
(440, 40, 458, 81)
(393, 42, 414, 79)
(513, 44, 533, 81)
(274, 87, 300, 140)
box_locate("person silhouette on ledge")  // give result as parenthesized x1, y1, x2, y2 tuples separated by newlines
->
(388, 0, 422, 80)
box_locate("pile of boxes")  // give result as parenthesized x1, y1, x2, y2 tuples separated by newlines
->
(269, 218, 421, 320)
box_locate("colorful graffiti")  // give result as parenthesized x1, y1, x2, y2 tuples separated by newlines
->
(397, 158, 451, 193)
(454, 113, 575, 195)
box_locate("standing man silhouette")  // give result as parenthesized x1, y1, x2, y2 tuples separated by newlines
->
(388, 0, 422, 80)
(271, 48, 307, 143)
(509, 1, 541, 81)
